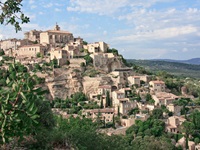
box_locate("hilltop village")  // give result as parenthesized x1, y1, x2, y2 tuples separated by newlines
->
(0, 25, 200, 150)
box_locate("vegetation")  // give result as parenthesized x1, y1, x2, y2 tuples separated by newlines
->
(0, 63, 54, 149)
(0, 0, 30, 32)
(127, 59, 200, 78)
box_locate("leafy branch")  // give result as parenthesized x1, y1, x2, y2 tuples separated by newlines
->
(0, 0, 30, 32)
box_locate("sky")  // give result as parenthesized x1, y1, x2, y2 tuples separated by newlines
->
(0, 0, 200, 60)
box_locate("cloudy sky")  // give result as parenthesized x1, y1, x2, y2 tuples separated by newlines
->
(0, 0, 200, 60)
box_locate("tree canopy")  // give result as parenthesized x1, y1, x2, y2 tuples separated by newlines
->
(0, 0, 30, 32)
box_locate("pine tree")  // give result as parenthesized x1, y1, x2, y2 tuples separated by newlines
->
(100, 99, 103, 108)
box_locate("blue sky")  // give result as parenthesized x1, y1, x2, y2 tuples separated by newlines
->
(0, 0, 200, 60)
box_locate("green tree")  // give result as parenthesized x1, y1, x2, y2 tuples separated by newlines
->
(36, 52, 42, 58)
(174, 98, 191, 117)
(0, 0, 30, 32)
(84, 54, 93, 65)
(180, 121, 195, 149)
(100, 99, 103, 108)
(106, 91, 111, 107)
(152, 108, 163, 119)
(0, 63, 44, 146)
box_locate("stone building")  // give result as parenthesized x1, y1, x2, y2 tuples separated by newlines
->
(40, 24, 74, 47)
(15, 44, 46, 57)
(128, 76, 141, 87)
(87, 42, 108, 53)
(149, 80, 165, 92)
(165, 116, 186, 133)
(24, 29, 42, 43)
(50, 48, 68, 66)
(0, 38, 29, 51)
(152, 92, 179, 106)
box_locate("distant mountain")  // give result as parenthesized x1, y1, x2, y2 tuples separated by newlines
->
(127, 59, 200, 78)
(151, 58, 200, 65)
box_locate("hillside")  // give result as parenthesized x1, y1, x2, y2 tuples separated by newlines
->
(127, 59, 200, 78)
(152, 58, 200, 65)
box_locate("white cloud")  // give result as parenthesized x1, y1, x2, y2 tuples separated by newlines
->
(29, 0, 35, 4)
(182, 48, 188, 52)
(55, 8, 62, 12)
(43, 3, 53, 8)
(67, 0, 130, 15)
(114, 25, 197, 42)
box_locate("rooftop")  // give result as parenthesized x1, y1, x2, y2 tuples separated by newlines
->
(91, 108, 115, 113)
(150, 80, 165, 84)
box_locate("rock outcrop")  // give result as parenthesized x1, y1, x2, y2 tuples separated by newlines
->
(46, 68, 83, 99)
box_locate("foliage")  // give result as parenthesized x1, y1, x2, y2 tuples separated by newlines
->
(36, 52, 41, 58)
(0, 63, 46, 144)
(131, 136, 175, 150)
(126, 118, 165, 137)
(106, 91, 111, 107)
(51, 58, 59, 68)
(0, 50, 5, 56)
(152, 108, 163, 119)
(66, 60, 70, 65)
(107, 48, 118, 56)
(128, 108, 139, 116)
(127, 59, 200, 78)
(83, 41, 88, 45)
(84, 54, 93, 65)
(0, 0, 30, 32)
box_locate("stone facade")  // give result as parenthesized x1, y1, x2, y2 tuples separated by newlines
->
(87, 42, 108, 53)
(0, 38, 29, 51)
(16, 44, 46, 57)
(40, 24, 74, 47)
(149, 80, 165, 92)
(24, 30, 42, 43)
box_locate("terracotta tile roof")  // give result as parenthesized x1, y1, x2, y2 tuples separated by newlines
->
(45, 30, 72, 34)
(91, 108, 114, 113)
(150, 80, 165, 84)
(98, 85, 112, 89)
(132, 76, 140, 78)
(19, 44, 44, 48)
(118, 98, 129, 101)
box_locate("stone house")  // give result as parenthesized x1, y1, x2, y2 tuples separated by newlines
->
(165, 116, 186, 133)
(149, 80, 165, 92)
(87, 41, 108, 53)
(195, 144, 200, 150)
(128, 76, 140, 87)
(50, 48, 68, 66)
(140, 75, 151, 83)
(24, 29, 42, 43)
(15, 44, 45, 57)
(85, 108, 115, 123)
(167, 104, 182, 116)
(177, 137, 195, 150)
(152, 92, 179, 106)
(0, 38, 29, 51)
(112, 90, 137, 114)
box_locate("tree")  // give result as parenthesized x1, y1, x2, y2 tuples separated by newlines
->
(145, 93, 152, 101)
(152, 108, 163, 119)
(66, 60, 70, 65)
(100, 99, 103, 109)
(189, 110, 200, 130)
(84, 54, 93, 65)
(0, 63, 45, 146)
(174, 98, 191, 117)
(0, 0, 30, 32)
(128, 107, 139, 116)
(36, 52, 41, 58)
(105, 91, 111, 107)
(180, 121, 195, 149)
